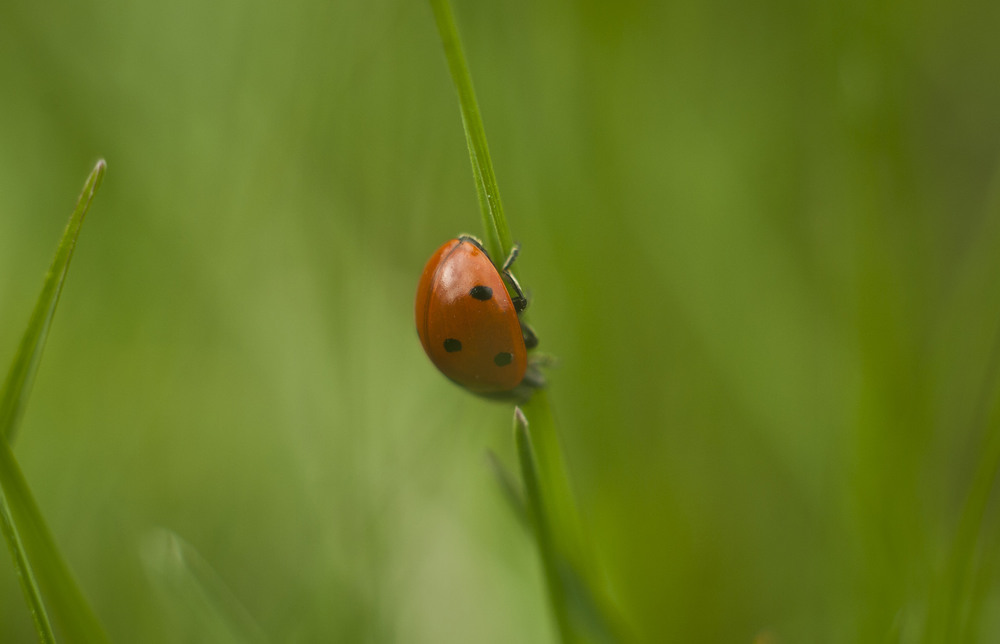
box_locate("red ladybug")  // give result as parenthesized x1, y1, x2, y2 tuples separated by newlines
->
(415, 235, 539, 397)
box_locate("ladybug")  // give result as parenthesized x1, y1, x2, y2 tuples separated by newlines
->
(415, 235, 540, 398)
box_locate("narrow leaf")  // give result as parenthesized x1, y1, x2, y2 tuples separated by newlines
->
(142, 529, 269, 644)
(519, 397, 628, 644)
(515, 407, 575, 643)
(0, 438, 108, 642)
(427, 0, 513, 265)
(924, 324, 1000, 644)
(522, 392, 588, 566)
(0, 160, 109, 642)
(0, 487, 56, 644)
(0, 159, 106, 443)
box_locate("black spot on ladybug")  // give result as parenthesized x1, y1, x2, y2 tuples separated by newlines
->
(494, 352, 513, 366)
(444, 338, 462, 352)
(469, 285, 493, 301)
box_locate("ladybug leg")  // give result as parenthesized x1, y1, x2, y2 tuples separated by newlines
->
(518, 360, 546, 392)
(505, 271, 528, 313)
(501, 244, 520, 272)
(501, 243, 529, 312)
(520, 321, 538, 349)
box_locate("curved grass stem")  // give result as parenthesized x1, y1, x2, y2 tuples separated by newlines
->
(0, 489, 55, 644)
(515, 408, 575, 643)
(0, 160, 109, 643)
(427, 0, 514, 265)
(0, 159, 106, 443)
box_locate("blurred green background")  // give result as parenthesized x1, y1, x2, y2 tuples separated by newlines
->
(3, 0, 1000, 641)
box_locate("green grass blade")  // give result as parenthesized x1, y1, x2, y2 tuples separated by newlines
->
(521, 392, 587, 567)
(514, 407, 575, 644)
(519, 396, 626, 644)
(0, 159, 109, 642)
(0, 159, 106, 443)
(142, 529, 269, 644)
(428, 0, 513, 264)
(924, 326, 1000, 644)
(0, 437, 108, 643)
(427, 4, 620, 639)
(0, 487, 56, 644)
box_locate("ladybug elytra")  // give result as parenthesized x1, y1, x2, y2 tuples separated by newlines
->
(415, 235, 540, 398)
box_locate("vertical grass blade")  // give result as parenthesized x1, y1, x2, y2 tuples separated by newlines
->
(514, 407, 575, 643)
(0, 159, 107, 443)
(426, 4, 624, 638)
(522, 392, 587, 568)
(427, 0, 513, 265)
(0, 488, 56, 644)
(0, 439, 108, 642)
(142, 529, 269, 644)
(0, 160, 109, 642)
(519, 397, 624, 644)
(924, 324, 1000, 644)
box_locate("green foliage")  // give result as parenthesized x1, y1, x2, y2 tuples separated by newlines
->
(429, 0, 514, 265)
(428, 4, 614, 639)
(0, 161, 108, 643)
(1, 0, 1000, 642)
(0, 161, 105, 443)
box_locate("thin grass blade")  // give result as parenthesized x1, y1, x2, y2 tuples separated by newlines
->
(521, 392, 588, 567)
(427, 0, 513, 264)
(0, 160, 109, 642)
(426, 3, 620, 639)
(924, 323, 1000, 644)
(0, 487, 56, 644)
(0, 438, 108, 643)
(518, 398, 627, 643)
(0, 159, 106, 443)
(514, 407, 575, 643)
(142, 528, 269, 644)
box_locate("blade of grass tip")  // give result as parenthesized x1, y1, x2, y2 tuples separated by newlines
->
(0, 159, 106, 444)
(0, 437, 108, 643)
(428, 0, 513, 264)
(142, 529, 269, 644)
(0, 488, 56, 644)
(515, 407, 575, 644)
(0, 159, 108, 643)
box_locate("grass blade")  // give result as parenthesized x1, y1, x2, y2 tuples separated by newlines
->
(142, 529, 269, 644)
(0, 160, 109, 642)
(427, 4, 622, 640)
(0, 159, 106, 443)
(0, 487, 56, 644)
(518, 397, 626, 644)
(521, 392, 587, 567)
(427, 0, 513, 264)
(514, 407, 575, 643)
(0, 438, 108, 642)
(924, 323, 1000, 643)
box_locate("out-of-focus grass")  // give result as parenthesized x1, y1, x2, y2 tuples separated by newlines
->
(2, 0, 1000, 641)
(0, 160, 108, 644)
